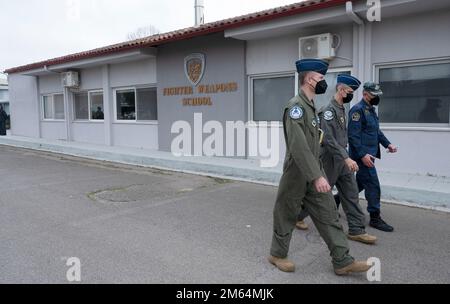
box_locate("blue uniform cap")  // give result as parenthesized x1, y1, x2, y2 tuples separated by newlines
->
(337, 74, 361, 90)
(295, 59, 329, 75)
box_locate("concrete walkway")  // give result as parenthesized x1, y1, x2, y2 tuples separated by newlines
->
(0, 135, 449, 211)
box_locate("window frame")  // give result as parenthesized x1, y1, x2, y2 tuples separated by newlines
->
(248, 71, 296, 126)
(374, 58, 450, 130)
(41, 93, 65, 121)
(113, 85, 158, 125)
(72, 89, 104, 122)
(89, 90, 105, 121)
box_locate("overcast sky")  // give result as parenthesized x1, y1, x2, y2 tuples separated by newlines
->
(0, 0, 302, 78)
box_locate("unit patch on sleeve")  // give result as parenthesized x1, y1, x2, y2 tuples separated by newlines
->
(289, 106, 304, 120)
(352, 112, 361, 122)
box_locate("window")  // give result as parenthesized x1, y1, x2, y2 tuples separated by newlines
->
(115, 87, 158, 121)
(43, 96, 53, 119)
(252, 75, 295, 121)
(54, 94, 65, 120)
(377, 61, 450, 125)
(116, 89, 136, 120)
(42, 94, 65, 120)
(90, 91, 104, 120)
(74, 93, 89, 120)
(74, 91, 104, 121)
(137, 87, 158, 121)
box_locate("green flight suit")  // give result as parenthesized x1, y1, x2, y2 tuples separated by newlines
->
(298, 99, 366, 235)
(270, 90, 354, 270)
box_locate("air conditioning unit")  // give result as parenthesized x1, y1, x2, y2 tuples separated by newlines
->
(61, 71, 80, 88)
(299, 33, 336, 60)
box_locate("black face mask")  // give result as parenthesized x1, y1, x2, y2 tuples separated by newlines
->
(313, 79, 328, 95)
(343, 93, 354, 104)
(370, 96, 380, 106)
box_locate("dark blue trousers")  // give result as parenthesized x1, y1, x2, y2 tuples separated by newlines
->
(356, 161, 381, 214)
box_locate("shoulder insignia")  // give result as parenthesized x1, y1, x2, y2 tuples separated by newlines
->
(323, 110, 334, 121)
(352, 112, 361, 122)
(289, 106, 303, 120)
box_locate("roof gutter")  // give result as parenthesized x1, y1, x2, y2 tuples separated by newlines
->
(44, 65, 60, 74)
(345, 1, 363, 25)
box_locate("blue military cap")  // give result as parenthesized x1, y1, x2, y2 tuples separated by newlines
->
(337, 74, 361, 90)
(295, 59, 329, 75)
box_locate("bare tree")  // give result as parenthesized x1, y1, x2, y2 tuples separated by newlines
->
(127, 25, 160, 41)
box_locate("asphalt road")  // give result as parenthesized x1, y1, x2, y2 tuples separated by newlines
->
(0, 145, 449, 284)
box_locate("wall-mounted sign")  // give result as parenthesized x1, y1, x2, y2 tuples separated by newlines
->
(184, 53, 205, 86)
(161, 53, 238, 106)
(163, 83, 237, 96)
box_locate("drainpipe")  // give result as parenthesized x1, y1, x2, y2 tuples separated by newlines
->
(345, 1, 365, 104)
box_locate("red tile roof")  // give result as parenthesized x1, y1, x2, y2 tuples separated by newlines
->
(5, 0, 350, 74)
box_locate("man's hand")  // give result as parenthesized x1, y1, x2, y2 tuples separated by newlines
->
(388, 144, 398, 153)
(362, 154, 376, 168)
(314, 177, 331, 193)
(345, 158, 359, 172)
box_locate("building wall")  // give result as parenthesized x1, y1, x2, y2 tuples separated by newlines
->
(72, 122, 105, 145)
(70, 67, 104, 144)
(371, 10, 450, 176)
(8, 60, 159, 149)
(246, 24, 353, 75)
(37, 74, 66, 140)
(111, 123, 159, 150)
(7, 74, 40, 138)
(110, 58, 157, 87)
(157, 33, 247, 153)
(79, 67, 103, 91)
(371, 10, 450, 64)
(377, 130, 450, 177)
(40, 121, 66, 140)
(109, 58, 159, 150)
(39, 74, 63, 94)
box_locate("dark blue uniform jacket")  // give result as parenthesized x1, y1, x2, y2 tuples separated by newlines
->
(348, 100, 391, 160)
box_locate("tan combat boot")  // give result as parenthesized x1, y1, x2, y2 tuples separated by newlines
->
(334, 260, 371, 276)
(348, 233, 377, 245)
(268, 256, 295, 272)
(295, 220, 309, 230)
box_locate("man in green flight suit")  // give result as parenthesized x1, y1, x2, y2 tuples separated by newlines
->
(269, 59, 370, 276)
(296, 74, 378, 245)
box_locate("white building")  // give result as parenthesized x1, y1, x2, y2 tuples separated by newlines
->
(4, 0, 450, 177)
